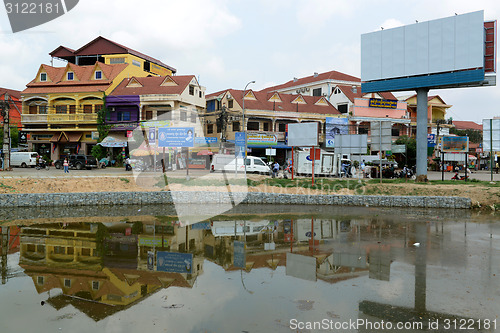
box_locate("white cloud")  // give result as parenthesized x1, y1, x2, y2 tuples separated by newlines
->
(296, 0, 356, 30)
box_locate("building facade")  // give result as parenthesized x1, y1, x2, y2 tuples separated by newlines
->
(21, 36, 176, 160)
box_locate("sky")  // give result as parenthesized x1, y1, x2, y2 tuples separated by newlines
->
(1, 0, 499, 123)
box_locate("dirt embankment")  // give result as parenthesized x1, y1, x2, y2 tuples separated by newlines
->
(0, 176, 498, 209)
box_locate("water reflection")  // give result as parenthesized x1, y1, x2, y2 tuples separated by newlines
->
(1, 208, 499, 332)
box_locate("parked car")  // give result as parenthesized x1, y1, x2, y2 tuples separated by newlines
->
(10, 152, 38, 168)
(54, 155, 98, 170)
(210, 155, 271, 174)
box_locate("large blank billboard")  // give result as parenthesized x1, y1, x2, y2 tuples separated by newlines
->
(287, 122, 318, 147)
(362, 11, 485, 82)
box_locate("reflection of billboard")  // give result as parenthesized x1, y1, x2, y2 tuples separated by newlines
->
(158, 127, 194, 148)
(325, 117, 348, 148)
(442, 136, 469, 153)
(157, 251, 193, 274)
(286, 253, 316, 281)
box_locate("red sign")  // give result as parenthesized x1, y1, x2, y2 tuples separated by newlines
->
(309, 148, 321, 160)
(127, 131, 133, 138)
(476, 148, 483, 153)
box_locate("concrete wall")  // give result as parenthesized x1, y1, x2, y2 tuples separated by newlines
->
(0, 191, 471, 209)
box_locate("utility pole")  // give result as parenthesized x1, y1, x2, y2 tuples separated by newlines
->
(1, 93, 11, 171)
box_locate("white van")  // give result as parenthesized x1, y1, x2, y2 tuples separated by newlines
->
(210, 154, 271, 174)
(10, 152, 38, 168)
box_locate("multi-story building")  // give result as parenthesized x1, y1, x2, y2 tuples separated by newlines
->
(21, 36, 176, 160)
(0, 88, 22, 130)
(205, 89, 344, 161)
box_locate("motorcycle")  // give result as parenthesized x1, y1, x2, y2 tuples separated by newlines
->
(451, 172, 468, 180)
(35, 159, 50, 170)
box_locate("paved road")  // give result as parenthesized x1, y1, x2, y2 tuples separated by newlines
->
(1, 166, 499, 182)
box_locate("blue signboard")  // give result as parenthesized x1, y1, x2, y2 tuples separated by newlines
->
(148, 127, 156, 144)
(194, 137, 218, 145)
(158, 127, 194, 148)
(191, 222, 211, 230)
(235, 132, 246, 147)
(157, 251, 193, 273)
(233, 241, 246, 268)
(427, 134, 436, 147)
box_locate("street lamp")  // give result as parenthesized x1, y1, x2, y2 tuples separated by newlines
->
(242, 81, 255, 170)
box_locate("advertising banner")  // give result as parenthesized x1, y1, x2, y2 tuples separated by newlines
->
(325, 117, 349, 147)
(368, 98, 397, 109)
(247, 133, 278, 146)
(442, 136, 469, 153)
(158, 127, 194, 148)
(287, 122, 318, 147)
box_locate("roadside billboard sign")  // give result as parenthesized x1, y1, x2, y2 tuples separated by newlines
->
(325, 117, 349, 147)
(334, 134, 368, 154)
(442, 136, 469, 153)
(158, 127, 194, 148)
(233, 241, 246, 268)
(287, 122, 318, 147)
(483, 119, 500, 151)
(370, 121, 392, 151)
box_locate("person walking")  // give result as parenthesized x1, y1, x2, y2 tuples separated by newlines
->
(63, 158, 69, 173)
(272, 161, 280, 178)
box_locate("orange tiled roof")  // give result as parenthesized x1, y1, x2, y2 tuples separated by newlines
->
(208, 89, 340, 115)
(109, 75, 196, 96)
(261, 70, 361, 93)
(453, 121, 483, 131)
(22, 62, 128, 94)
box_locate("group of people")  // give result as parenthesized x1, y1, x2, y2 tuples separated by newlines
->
(271, 159, 292, 178)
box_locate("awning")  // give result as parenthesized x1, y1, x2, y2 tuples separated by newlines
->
(49, 131, 82, 143)
(98, 133, 128, 147)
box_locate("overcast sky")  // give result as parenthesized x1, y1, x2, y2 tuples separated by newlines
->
(1, 0, 499, 123)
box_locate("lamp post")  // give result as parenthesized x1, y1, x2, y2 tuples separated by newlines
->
(242, 81, 255, 170)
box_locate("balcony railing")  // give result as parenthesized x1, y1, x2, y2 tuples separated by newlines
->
(21, 114, 48, 123)
(22, 113, 98, 124)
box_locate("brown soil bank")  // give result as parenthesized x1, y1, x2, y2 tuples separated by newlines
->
(0, 176, 498, 210)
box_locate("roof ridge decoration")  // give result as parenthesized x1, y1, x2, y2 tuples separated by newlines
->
(126, 77, 143, 88)
(314, 96, 329, 106)
(268, 92, 282, 103)
(160, 76, 178, 87)
(291, 95, 306, 104)
(243, 90, 256, 100)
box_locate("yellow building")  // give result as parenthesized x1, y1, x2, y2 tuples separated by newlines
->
(21, 36, 176, 160)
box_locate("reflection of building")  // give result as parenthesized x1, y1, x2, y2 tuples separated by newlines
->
(21, 36, 176, 160)
(0, 88, 22, 130)
(18, 221, 203, 321)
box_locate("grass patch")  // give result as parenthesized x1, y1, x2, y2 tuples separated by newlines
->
(0, 182, 14, 189)
(120, 178, 130, 183)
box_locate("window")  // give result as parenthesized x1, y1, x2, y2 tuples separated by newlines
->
(83, 105, 93, 113)
(199, 91, 202, 98)
(54, 246, 65, 254)
(56, 105, 67, 114)
(92, 281, 100, 290)
(313, 88, 322, 96)
(278, 123, 286, 132)
(37, 276, 44, 285)
(263, 123, 269, 131)
(40, 73, 47, 82)
(69, 105, 76, 114)
(133, 59, 141, 67)
(95, 71, 102, 80)
(232, 122, 240, 132)
(255, 159, 266, 166)
(39, 105, 48, 114)
(228, 100, 233, 108)
(191, 112, 197, 123)
(333, 88, 341, 94)
(358, 126, 369, 134)
(118, 111, 131, 121)
(337, 104, 348, 114)
(247, 121, 259, 131)
(207, 124, 213, 134)
(67, 72, 74, 80)
(81, 248, 91, 256)
(189, 86, 195, 96)
(392, 128, 400, 137)
(64, 279, 71, 288)
(146, 110, 153, 120)
(180, 112, 187, 121)
(110, 57, 125, 64)
(94, 105, 102, 113)
(29, 105, 37, 114)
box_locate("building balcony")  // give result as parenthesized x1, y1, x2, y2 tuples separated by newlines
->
(106, 121, 141, 131)
(247, 130, 286, 141)
(22, 113, 98, 124)
(49, 113, 98, 124)
(21, 114, 48, 124)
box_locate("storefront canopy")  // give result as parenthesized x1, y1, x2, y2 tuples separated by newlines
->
(50, 131, 82, 143)
(98, 133, 128, 147)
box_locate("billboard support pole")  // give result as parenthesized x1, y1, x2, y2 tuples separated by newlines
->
(416, 88, 429, 181)
(441, 149, 444, 181)
(490, 119, 493, 182)
(291, 146, 294, 181)
(311, 147, 315, 186)
(465, 153, 468, 182)
(379, 120, 382, 184)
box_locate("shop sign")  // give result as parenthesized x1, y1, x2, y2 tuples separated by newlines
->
(369, 98, 397, 109)
(247, 133, 277, 145)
